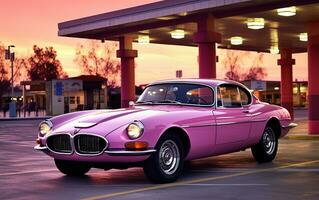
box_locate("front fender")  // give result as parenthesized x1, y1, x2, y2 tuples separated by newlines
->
(106, 122, 187, 150)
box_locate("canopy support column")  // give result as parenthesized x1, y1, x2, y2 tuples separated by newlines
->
(193, 14, 221, 79)
(117, 36, 138, 108)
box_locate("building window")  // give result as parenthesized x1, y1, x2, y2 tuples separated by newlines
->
(70, 96, 75, 104)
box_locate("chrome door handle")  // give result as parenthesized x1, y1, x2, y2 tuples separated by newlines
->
(242, 110, 250, 113)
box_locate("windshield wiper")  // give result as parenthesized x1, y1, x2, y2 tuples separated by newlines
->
(157, 100, 182, 105)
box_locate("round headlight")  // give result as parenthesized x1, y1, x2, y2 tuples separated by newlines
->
(127, 121, 144, 139)
(39, 120, 52, 136)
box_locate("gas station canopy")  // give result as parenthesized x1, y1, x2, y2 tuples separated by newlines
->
(58, 0, 319, 53)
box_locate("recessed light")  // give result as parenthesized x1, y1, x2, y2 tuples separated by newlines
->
(270, 46, 279, 54)
(247, 18, 265, 29)
(138, 35, 150, 44)
(171, 29, 185, 39)
(230, 37, 243, 45)
(299, 32, 308, 42)
(277, 6, 296, 16)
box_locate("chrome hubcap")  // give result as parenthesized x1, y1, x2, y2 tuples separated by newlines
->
(263, 127, 276, 155)
(159, 140, 180, 175)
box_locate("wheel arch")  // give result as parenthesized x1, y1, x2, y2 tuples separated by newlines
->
(158, 126, 191, 158)
(266, 117, 281, 139)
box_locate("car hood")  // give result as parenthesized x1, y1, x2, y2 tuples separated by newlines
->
(51, 105, 213, 136)
(51, 106, 169, 134)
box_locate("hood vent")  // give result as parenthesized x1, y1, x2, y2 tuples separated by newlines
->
(74, 122, 96, 128)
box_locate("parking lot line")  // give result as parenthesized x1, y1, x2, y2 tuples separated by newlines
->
(0, 169, 56, 176)
(81, 160, 319, 200)
(182, 183, 268, 186)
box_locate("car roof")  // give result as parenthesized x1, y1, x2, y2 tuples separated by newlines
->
(150, 78, 246, 88)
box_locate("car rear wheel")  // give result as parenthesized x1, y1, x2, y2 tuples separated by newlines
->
(143, 134, 184, 183)
(251, 126, 278, 163)
(54, 159, 91, 176)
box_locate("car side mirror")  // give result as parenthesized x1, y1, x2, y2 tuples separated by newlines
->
(129, 101, 135, 107)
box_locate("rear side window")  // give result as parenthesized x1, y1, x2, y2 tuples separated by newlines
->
(238, 87, 252, 105)
(218, 85, 241, 108)
(217, 84, 252, 107)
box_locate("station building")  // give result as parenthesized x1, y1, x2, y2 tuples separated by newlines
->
(242, 80, 308, 107)
(19, 75, 107, 116)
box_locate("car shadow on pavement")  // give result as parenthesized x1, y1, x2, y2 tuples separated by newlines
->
(49, 155, 267, 186)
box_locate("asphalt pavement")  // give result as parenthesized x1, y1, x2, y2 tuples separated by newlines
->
(0, 120, 318, 200)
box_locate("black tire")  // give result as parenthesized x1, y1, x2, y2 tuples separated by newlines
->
(143, 134, 184, 183)
(54, 159, 91, 176)
(251, 126, 278, 163)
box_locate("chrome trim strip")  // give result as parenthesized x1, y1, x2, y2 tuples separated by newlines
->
(282, 123, 298, 129)
(216, 122, 238, 126)
(34, 145, 48, 151)
(181, 124, 215, 128)
(105, 149, 156, 156)
(182, 119, 267, 128)
(216, 119, 267, 126)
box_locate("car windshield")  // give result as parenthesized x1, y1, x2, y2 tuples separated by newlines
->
(137, 83, 214, 106)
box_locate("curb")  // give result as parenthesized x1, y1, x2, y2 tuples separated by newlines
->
(284, 134, 319, 140)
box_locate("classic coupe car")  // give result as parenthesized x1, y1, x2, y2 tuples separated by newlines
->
(35, 79, 296, 183)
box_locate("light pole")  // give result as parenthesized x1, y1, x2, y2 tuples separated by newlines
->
(5, 45, 16, 117)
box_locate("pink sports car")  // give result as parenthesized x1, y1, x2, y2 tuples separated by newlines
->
(35, 79, 296, 183)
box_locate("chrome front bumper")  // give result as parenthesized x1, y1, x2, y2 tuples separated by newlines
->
(34, 145, 156, 156)
(34, 145, 49, 151)
(104, 149, 156, 156)
(281, 123, 298, 129)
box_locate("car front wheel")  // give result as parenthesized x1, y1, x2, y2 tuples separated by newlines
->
(54, 159, 91, 176)
(251, 126, 278, 163)
(143, 134, 184, 183)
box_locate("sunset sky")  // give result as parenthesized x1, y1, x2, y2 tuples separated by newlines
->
(1, 0, 308, 85)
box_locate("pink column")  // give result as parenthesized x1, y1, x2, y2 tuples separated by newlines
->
(277, 49, 295, 120)
(116, 36, 138, 108)
(193, 15, 221, 79)
(308, 22, 319, 135)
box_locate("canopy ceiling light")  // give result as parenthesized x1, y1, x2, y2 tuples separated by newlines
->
(171, 29, 185, 39)
(230, 36, 243, 45)
(277, 6, 296, 16)
(247, 18, 265, 29)
(270, 46, 279, 54)
(138, 35, 150, 44)
(299, 32, 308, 42)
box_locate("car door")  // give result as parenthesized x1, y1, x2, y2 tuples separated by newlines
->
(214, 84, 252, 146)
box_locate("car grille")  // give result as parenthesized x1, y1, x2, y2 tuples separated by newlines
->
(74, 135, 107, 155)
(47, 134, 72, 154)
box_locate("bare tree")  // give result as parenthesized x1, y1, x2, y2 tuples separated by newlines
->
(74, 41, 120, 87)
(27, 45, 68, 81)
(222, 51, 247, 81)
(242, 53, 267, 80)
(222, 50, 267, 81)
